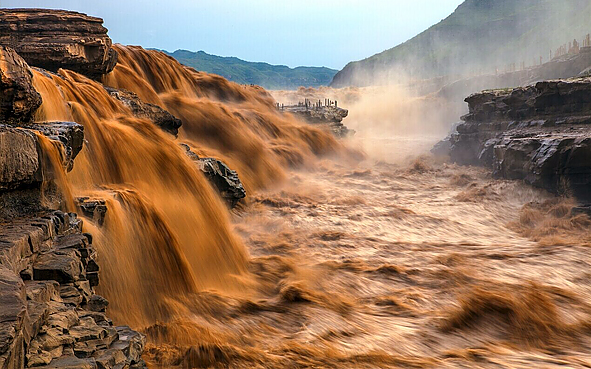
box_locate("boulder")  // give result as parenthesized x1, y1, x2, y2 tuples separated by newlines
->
(0, 122, 85, 220)
(86, 295, 109, 313)
(181, 144, 247, 207)
(105, 87, 182, 136)
(111, 326, 145, 365)
(198, 158, 247, 207)
(0, 9, 117, 79)
(33, 250, 85, 284)
(0, 122, 84, 194)
(0, 46, 42, 124)
(0, 126, 42, 191)
(75, 198, 107, 226)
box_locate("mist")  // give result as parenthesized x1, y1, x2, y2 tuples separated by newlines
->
(332, 0, 591, 89)
(2, 3, 591, 369)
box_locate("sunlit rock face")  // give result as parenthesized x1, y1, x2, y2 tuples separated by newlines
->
(447, 78, 591, 202)
(0, 46, 42, 124)
(0, 9, 118, 79)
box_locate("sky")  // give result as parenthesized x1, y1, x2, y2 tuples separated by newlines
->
(4, 0, 464, 70)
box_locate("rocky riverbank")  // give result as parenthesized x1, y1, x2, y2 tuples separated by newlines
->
(438, 77, 591, 203)
(0, 8, 249, 368)
(0, 40, 146, 368)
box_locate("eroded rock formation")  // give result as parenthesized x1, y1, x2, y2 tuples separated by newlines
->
(0, 126, 43, 192)
(444, 77, 591, 202)
(0, 9, 117, 79)
(0, 119, 147, 368)
(0, 212, 146, 369)
(181, 144, 247, 208)
(283, 105, 354, 138)
(105, 87, 182, 136)
(75, 198, 107, 227)
(0, 47, 42, 124)
(0, 27, 146, 368)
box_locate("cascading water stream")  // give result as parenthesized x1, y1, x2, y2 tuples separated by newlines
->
(28, 45, 591, 368)
(30, 45, 346, 339)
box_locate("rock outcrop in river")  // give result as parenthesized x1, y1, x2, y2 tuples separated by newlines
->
(0, 14, 252, 368)
(444, 77, 591, 202)
(0, 7, 347, 368)
(282, 104, 353, 138)
(0, 8, 246, 207)
(105, 88, 182, 137)
(181, 144, 246, 208)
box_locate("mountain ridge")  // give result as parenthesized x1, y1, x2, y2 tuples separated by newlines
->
(331, 0, 591, 87)
(159, 49, 337, 90)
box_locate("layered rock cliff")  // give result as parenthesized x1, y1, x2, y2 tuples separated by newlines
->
(0, 47, 42, 124)
(0, 12, 254, 368)
(0, 9, 118, 79)
(445, 77, 591, 202)
(0, 37, 147, 368)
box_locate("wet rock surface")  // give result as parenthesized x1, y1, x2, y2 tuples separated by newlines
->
(23, 122, 85, 172)
(75, 198, 107, 227)
(181, 144, 247, 208)
(283, 105, 354, 138)
(0, 126, 43, 192)
(0, 121, 85, 221)
(0, 9, 117, 79)
(0, 83, 145, 367)
(105, 87, 182, 136)
(0, 121, 84, 191)
(444, 77, 591, 202)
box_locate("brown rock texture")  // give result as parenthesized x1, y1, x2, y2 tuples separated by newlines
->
(105, 87, 182, 136)
(0, 212, 147, 369)
(181, 144, 247, 208)
(283, 105, 353, 138)
(445, 77, 591, 202)
(0, 9, 117, 79)
(0, 107, 146, 369)
(0, 46, 42, 124)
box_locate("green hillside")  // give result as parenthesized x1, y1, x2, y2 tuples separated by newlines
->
(331, 0, 591, 87)
(162, 49, 337, 90)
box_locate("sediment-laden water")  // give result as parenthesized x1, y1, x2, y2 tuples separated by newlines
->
(137, 150, 591, 368)
(31, 45, 591, 368)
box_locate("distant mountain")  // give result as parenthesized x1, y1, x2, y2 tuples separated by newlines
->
(161, 49, 337, 90)
(331, 0, 591, 87)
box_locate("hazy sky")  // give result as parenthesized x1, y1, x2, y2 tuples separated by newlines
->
(5, 0, 464, 69)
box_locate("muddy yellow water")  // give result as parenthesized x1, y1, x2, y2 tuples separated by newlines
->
(29, 44, 591, 368)
(142, 153, 590, 368)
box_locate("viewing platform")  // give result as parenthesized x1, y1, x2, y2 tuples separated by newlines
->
(277, 98, 354, 138)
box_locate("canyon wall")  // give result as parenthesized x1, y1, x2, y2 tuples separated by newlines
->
(445, 78, 591, 203)
(0, 45, 146, 369)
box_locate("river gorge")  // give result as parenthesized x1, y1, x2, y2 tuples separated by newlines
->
(0, 7, 591, 369)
